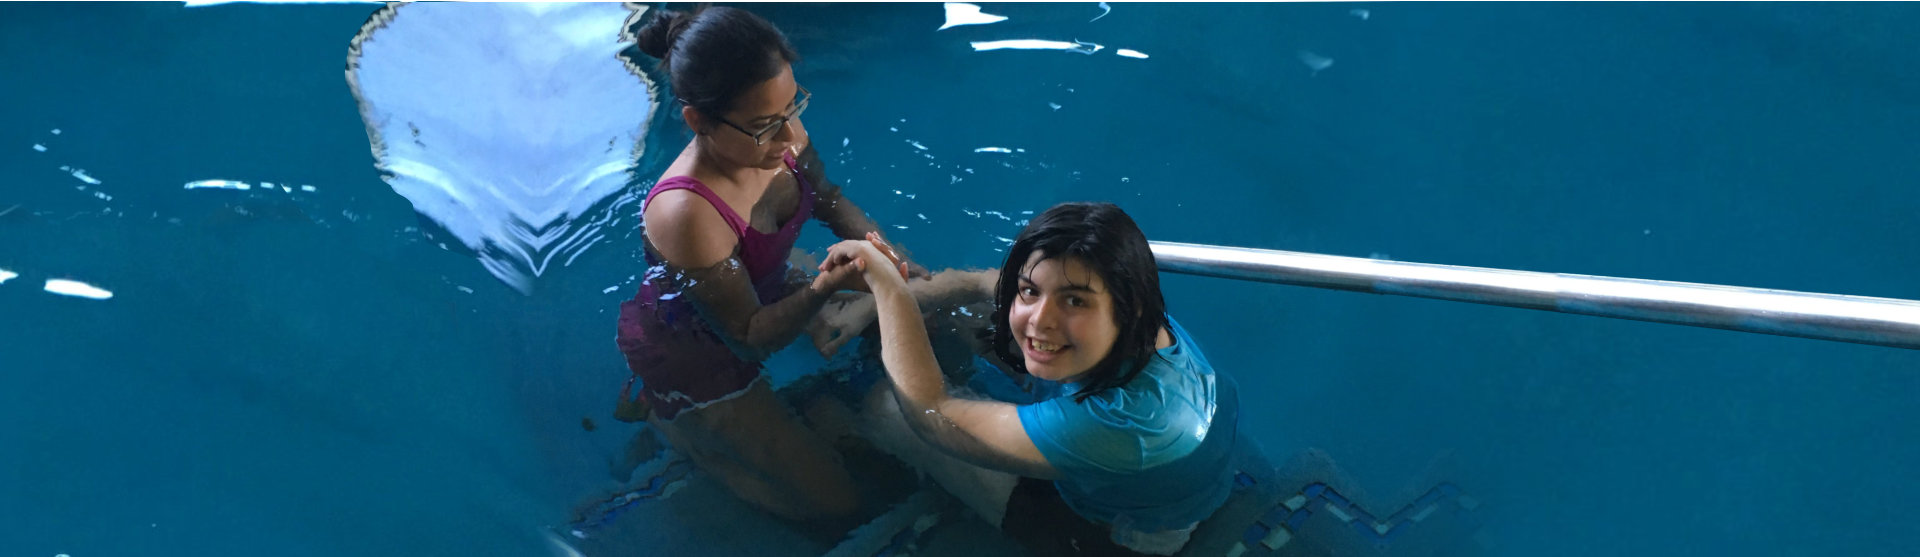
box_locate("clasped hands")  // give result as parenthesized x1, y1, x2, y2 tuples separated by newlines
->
(806, 232, 913, 358)
(817, 231, 912, 293)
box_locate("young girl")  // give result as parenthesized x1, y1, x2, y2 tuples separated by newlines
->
(822, 202, 1241, 555)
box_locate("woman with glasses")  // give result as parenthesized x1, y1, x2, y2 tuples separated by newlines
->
(613, 6, 994, 524)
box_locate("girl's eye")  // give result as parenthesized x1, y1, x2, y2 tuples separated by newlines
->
(1066, 296, 1087, 307)
(1019, 287, 1039, 298)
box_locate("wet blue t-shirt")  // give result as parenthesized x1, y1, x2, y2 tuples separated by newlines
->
(1016, 317, 1239, 532)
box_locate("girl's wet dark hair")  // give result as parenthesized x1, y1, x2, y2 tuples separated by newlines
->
(991, 202, 1170, 402)
(633, 6, 798, 122)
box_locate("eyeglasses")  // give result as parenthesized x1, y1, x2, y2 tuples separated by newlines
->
(688, 85, 811, 146)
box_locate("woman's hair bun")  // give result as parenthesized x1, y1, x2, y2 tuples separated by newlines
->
(634, 9, 691, 60)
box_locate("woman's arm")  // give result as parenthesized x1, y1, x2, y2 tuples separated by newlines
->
(648, 190, 862, 361)
(790, 126, 928, 277)
(795, 142, 884, 242)
(829, 238, 1057, 479)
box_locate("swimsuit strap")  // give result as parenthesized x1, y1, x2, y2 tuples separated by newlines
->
(643, 175, 751, 240)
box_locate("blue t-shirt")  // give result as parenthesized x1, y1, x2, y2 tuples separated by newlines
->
(1016, 317, 1240, 532)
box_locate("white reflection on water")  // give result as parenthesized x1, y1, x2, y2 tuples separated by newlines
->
(939, 3, 1006, 30)
(1299, 50, 1334, 75)
(971, 39, 1104, 55)
(44, 279, 112, 300)
(348, 2, 653, 293)
(69, 168, 101, 185)
(185, 179, 252, 191)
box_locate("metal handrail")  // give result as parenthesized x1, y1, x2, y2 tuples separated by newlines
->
(1149, 241, 1920, 351)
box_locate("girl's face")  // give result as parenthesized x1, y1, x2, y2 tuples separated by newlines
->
(1008, 251, 1120, 383)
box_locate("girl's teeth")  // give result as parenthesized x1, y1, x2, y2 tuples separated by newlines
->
(1034, 340, 1062, 352)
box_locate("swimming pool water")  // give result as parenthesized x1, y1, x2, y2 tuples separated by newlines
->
(3, 2, 1918, 556)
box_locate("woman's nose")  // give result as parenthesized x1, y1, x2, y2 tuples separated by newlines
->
(773, 118, 798, 142)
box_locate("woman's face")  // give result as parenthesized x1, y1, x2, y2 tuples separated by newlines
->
(690, 61, 807, 170)
(1008, 251, 1120, 383)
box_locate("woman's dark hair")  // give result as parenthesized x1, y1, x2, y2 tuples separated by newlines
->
(991, 202, 1170, 402)
(632, 6, 798, 121)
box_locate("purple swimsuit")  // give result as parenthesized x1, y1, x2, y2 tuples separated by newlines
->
(616, 152, 815, 420)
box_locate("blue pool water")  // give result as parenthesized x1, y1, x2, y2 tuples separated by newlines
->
(3, 2, 1918, 556)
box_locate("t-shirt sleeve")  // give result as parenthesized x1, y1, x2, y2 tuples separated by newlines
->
(1019, 395, 1150, 474)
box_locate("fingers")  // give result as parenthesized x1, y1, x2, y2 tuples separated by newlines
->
(817, 240, 869, 272)
(864, 232, 895, 259)
(809, 322, 840, 358)
(862, 232, 904, 271)
(821, 332, 854, 358)
(808, 317, 831, 344)
(823, 257, 861, 278)
(815, 236, 910, 283)
(863, 232, 911, 279)
(822, 253, 873, 293)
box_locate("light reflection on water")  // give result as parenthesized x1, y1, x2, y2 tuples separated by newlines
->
(969, 38, 1104, 55)
(42, 278, 114, 300)
(347, 2, 654, 294)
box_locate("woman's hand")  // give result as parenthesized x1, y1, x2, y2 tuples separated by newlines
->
(862, 232, 910, 283)
(904, 260, 932, 280)
(808, 250, 868, 295)
(818, 232, 910, 292)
